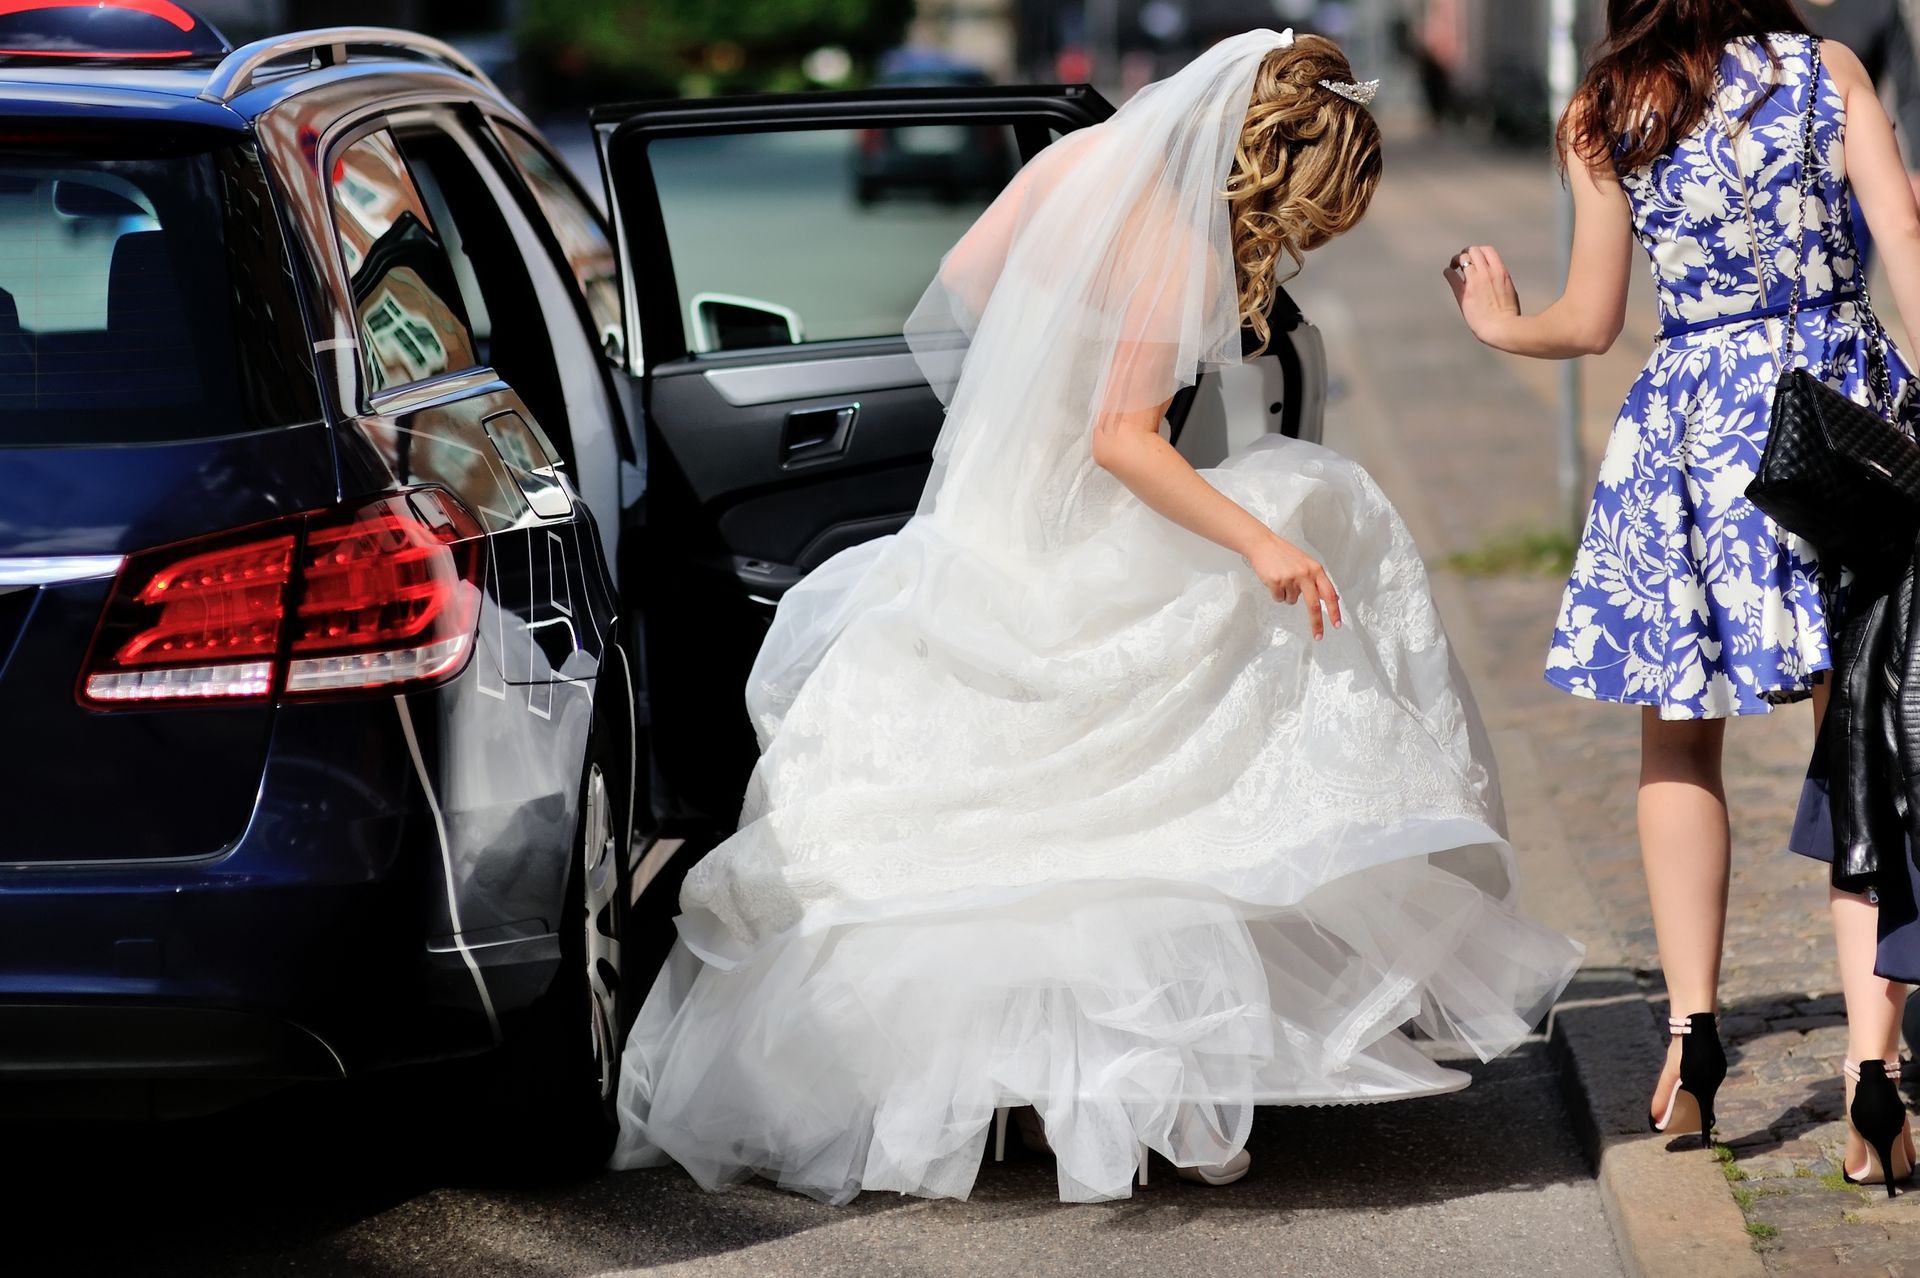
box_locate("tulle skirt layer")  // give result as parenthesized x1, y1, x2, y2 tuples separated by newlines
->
(616, 862, 1576, 1204)
(612, 436, 1583, 1204)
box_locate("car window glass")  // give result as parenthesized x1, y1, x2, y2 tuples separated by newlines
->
(396, 124, 574, 466)
(328, 128, 478, 395)
(0, 136, 317, 444)
(648, 124, 1019, 352)
(492, 123, 622, 359)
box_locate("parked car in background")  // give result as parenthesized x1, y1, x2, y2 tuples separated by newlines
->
(852, 56, 1018, 206)
(0, 1, 1330, 1159)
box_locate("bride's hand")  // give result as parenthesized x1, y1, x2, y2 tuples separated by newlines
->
(1244, 534, 1341, 639)
(1445, 244, 1522, 345)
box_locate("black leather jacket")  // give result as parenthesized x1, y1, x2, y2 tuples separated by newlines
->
(1820, 543, 1920, 891)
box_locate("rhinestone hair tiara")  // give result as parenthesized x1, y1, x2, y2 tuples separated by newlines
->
(1318, 78, 1380, 108)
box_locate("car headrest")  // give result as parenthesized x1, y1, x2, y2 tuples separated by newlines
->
(107, 230, 176, 333)
(0, 284, 19, 335)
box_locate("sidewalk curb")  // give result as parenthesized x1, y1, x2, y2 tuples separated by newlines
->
(1440, 569, 1767, 1278)
(1548, 971, 1768, 1278)
(1316, 296, 1764, 1278)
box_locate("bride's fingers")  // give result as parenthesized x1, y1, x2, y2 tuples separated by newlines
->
(1302, 580, 1325, 640)
(1317, 569, 1342, 630)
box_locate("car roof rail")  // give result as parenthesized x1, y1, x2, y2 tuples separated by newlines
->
(198, 26, 502, 104)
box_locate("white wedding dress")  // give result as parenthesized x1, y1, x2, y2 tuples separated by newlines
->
(612, 30, 1582, 1205)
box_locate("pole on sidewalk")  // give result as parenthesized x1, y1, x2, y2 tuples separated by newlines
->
(1548, 0, 1585, 536)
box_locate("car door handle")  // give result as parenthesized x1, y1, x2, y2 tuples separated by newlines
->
(780, 403, 858, 467)
(483, 411, 572, 520)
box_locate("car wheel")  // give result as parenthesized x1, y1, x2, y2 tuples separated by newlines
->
(581, 751, 626, 1107)
(485, 693, 635, 1174)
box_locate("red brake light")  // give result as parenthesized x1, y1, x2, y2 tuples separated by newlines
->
(285, 491, 483, 696)
(82, 527, 294, 703)
(79, 489, 486, 707)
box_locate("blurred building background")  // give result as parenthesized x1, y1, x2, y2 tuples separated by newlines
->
(187, 1, 1920, 145)
(180, 1, 1514, 121)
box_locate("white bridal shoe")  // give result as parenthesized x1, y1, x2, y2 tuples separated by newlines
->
(992, 1106, 1254, 1187)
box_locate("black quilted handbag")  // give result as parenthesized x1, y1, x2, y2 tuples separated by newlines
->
(1736, 42, 1920, 564)
(1751, 368, 1920, 566)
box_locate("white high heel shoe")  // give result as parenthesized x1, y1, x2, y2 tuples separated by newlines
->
(992, 1106, 1251, 1187)
(1174, 1149, 1252, 1185)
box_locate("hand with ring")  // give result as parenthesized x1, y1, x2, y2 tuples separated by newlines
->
(1444, 243, 1522, 347)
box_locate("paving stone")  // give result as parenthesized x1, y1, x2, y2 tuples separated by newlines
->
(1754, 1196, 1857, 1232)
(1849, 1194, 1920, 1227)
(1767, 1246, 1847, 1272)
(1837, 1240, 1920, 1268)
(1742, 1154, 1814, 1179)
(1773, 1016, 1854, 1035)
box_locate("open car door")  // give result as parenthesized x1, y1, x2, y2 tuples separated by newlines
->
(593, 84, 1327, 837)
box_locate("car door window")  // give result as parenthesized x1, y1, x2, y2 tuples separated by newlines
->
(490, 122, 623, 362)
(648, 124, 1019, 353)
(328, 128, 478, 395)
(395, 120, 578, 470)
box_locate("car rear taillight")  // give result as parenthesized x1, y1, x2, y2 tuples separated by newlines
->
(79, 489, 485, 707)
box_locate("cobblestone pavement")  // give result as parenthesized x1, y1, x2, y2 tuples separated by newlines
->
(1311, 122, 1920, 1271)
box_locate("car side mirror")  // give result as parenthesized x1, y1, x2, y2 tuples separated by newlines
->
(689, 292, 803, 354)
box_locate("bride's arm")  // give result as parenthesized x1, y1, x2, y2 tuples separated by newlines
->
(1446, 137, 1635, 359)
(1091, 396, 1341, 638)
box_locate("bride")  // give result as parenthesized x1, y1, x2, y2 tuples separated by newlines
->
(612, 28, 1582, 1204)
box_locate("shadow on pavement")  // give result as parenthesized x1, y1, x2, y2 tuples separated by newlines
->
(5, 1045, 1594, 1277)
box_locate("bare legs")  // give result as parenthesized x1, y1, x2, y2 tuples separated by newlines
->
(1834, 884, 1907, 1060)
(1812, 683, 1918, 1173)
(1835, 886, 1915, 1177)
(1639, 712, 1731, 1119)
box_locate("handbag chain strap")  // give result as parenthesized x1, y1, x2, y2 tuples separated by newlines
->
(1713, 37, 1898, 413)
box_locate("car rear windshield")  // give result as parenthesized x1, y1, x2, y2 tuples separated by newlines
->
(0, 127, 318, 445)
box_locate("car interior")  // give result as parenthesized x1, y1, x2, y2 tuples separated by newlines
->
(0, 171, 200, 419)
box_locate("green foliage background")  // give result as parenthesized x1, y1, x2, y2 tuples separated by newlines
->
(522, 0, 916, 100)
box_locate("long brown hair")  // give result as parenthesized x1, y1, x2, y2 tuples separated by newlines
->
(1560, 0, 1812, 173)
(1229, 35, 1383, 352)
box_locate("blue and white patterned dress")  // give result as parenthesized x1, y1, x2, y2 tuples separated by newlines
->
(1549, 33, 1918, 719)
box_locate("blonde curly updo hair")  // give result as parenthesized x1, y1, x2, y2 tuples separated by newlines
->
(1228, 35, 1384, 352)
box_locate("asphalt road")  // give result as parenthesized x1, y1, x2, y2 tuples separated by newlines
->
(8, 1040, 1619, 1278)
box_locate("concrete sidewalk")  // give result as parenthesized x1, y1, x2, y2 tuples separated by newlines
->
(1311, 122, 1920, 1274)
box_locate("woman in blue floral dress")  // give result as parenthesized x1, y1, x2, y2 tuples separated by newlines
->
(1449, 0, 1920, 1187)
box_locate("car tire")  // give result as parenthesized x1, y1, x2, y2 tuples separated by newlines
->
(482, 675, 636, 1175)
